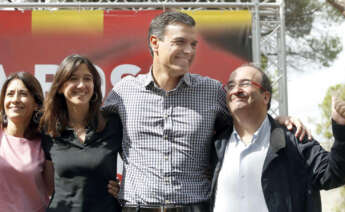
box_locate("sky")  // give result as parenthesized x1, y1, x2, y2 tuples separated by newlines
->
(287, 21, 345, 141)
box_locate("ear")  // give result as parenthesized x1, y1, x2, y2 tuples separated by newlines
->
(33, 102, 39, 111)
(58, 85, 64, 95)
(263, 91, 271, 105)
(150, 35, 159, 53)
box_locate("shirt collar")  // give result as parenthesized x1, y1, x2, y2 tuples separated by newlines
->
(64, 116, 98, 134)
(232, 115, 270, 146)
(144, 66, 192, 89)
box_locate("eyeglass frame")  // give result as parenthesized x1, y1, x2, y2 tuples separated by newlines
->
(223, 79, 267, 93)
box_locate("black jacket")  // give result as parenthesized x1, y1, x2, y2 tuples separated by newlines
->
(210, 115, 345, 212)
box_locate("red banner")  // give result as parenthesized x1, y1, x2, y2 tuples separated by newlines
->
(0, 10, 252, 97)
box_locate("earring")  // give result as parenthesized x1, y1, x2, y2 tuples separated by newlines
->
(32, 110, 42, 124)
(2, 113, 7, 124)
(91, 93, 98, 102)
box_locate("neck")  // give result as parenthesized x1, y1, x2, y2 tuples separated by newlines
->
(233, 110, 267, 145)
(5, 119, 29, 138)
(152, 62, 183, 91)
(67, 103, 89, 128)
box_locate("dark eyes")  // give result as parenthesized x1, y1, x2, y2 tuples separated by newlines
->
(69, 76, 93, 82)
(175, 40, 185, 45)
(174, 40, 197, 48)
(6, 91, 29, 97)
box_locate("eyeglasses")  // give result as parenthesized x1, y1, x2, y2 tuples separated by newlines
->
(223, 80, 266, 92)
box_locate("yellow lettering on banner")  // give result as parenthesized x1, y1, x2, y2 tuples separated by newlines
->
(183, 10, 252, 28)
(32, 10, 103, 35)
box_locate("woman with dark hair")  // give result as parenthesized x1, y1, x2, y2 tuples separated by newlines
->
(0, 72, 53, 212)
(40, 54, 122, 212)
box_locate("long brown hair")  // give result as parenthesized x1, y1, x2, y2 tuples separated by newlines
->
(0, 72, 44, 139)
(40, 54, 104, 137)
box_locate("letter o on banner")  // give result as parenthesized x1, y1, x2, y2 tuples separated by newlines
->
(111, 64, 141, 87)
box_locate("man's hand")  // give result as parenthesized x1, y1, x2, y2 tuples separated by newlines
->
(332, 97, 345, 125)
(275, 116, 312, 141)
(107, 180, 120, 198)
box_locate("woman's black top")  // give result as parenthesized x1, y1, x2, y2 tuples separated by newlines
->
(42, 114, 122, 212)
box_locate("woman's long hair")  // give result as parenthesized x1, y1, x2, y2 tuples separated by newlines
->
(40, 54, 104, 137)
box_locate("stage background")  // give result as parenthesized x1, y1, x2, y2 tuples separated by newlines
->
(0, 10, 252, 178)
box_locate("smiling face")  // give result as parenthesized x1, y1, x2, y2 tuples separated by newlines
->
(4, 79, 37, 125)
(59, 63, 94, 109)
(226, 66, 270, 115)
(151, 23, 198, 77)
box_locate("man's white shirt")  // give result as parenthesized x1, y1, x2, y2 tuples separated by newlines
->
(214, 116, 271, 212)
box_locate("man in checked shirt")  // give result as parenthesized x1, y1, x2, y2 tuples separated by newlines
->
(103, 11, 309, 212)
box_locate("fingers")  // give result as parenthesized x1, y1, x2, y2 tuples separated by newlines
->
(292, 119, 305, 141)
(295, 127, 312, 141)
(284, 117, 312, 141)
(107, 180, 120, 198)
(332, 97, 345, 125)
(284, 119, 293, 130)
(334, 97, 345, 118)
(276, 115, 313, 141)
(294, 126, 305, 141)
(305, 128, 312, 140)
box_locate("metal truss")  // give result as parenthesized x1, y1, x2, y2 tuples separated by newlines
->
(0, 0, 288, 116)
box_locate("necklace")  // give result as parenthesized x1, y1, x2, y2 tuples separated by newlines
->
(74, 127, 86, 135)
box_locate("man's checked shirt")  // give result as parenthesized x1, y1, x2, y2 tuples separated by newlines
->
(102, 70, 231, 206)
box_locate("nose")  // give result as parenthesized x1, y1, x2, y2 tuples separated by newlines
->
(12, 92, 20, 102)
(184, 43, 194, 54)
(228, 85, 244, 101)
(231, 83, 242, 93)
(76, 79, 86, 88)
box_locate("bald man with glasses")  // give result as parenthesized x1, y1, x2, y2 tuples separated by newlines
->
(211, 64, 345, 212)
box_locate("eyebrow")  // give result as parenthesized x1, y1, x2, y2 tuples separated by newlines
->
(6, 88, 28, 92)
(173, 37, 198, 43)
(71, 73, 93, 77)
(228, 79, 251, 83)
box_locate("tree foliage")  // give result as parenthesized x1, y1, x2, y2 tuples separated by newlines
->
(284, 0, 344, 70)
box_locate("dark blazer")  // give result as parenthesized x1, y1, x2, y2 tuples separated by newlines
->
(210, 115, 345, 212)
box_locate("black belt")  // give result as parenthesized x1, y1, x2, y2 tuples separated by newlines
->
(122, 202, 209, 212)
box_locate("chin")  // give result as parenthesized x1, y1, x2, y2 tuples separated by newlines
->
(230, 104, 249, 112)
(170, 64, 189, 72)
(6, 114, 24, 119)
(176, 68, 190, 76)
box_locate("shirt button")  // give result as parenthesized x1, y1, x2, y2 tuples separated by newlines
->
(163, 135, 168, 140)
(165, 155, 169, 160)
(165, 200, 170, 204)
(165, 177, 169, 183)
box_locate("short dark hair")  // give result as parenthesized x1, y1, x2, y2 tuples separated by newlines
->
(238, 63, 273, 110)
(40, 54, 103, 137)
(148, 11, 196, 56)
(0, 72, 44, 139)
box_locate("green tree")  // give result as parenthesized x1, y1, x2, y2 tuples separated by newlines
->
(284, 0, 343, 69)
(326, 0, 345, 16)
(315, 84, 345, 212)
